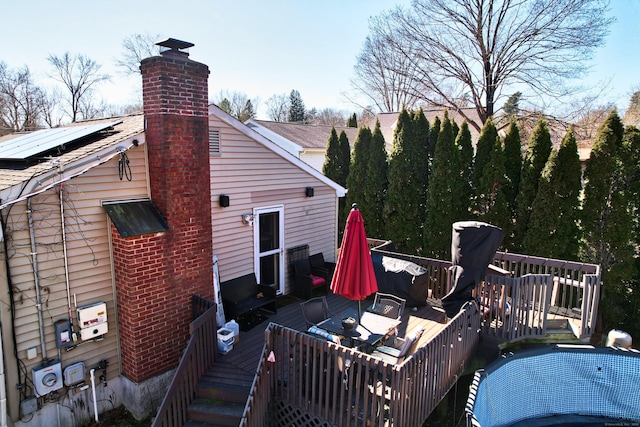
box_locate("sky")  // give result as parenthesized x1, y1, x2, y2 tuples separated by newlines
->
(2, 0, 639, 120)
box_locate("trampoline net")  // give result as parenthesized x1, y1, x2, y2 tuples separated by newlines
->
(467, 345, 640, 427)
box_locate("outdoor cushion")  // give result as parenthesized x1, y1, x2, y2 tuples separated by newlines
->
(310, 274, 326, 287)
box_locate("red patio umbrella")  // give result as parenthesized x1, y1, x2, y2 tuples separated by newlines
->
(330, 204, 378, 318)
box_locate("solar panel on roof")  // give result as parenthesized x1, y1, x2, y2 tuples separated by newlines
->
(0, 120, 122, 161)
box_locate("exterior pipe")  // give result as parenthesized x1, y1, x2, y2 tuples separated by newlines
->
(0, 318, 7, 427)
(59, 182, 77, 343)
(27, 199, 47, 361)
(90, 369, 98, 422)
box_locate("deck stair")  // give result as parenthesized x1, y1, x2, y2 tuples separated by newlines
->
(185, 359, 253, 427)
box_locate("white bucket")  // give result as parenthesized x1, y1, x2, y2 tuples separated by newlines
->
(225, 320, 240, 344)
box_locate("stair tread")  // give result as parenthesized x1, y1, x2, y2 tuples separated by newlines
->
(184, 422, 231, 427)
(199, 378, 253, 389)
(189, 398, 245, 415)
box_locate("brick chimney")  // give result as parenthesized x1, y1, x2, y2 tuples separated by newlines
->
(113, 39, 213, 383)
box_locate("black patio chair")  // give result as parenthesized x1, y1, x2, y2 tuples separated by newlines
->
(293, 258, 328, 299)
(369, 292, 406, 320)
(300, 296, 333, 329)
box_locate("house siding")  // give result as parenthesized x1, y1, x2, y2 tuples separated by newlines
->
(209, 114, 339, 292)
(0, 143, 149, 420)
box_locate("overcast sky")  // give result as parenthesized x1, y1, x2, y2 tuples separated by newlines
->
(2, 0, 638, 120)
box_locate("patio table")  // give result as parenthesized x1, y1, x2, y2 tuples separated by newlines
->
(318, 308, 400, 348)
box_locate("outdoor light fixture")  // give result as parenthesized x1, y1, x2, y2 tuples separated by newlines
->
(241, 213, 254, 226)
(305, 187, 314, 197)
(219, 194, 230, 208)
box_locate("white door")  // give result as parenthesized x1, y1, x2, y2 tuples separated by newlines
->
(253, 205, 284, 294)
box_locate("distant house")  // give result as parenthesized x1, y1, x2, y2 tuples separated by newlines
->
(249, 108, 484, 172)
(371, 108, 484, 148)
(0, 39, 344, 426)
(246, 120, 358, 170)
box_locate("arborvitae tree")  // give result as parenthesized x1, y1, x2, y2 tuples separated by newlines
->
(472, 118, 498, 205)
(337, 130, 352, 231)
(345, 126, 372, 222)
(452, 121, 459, 144)
(456, 120, 474, 216)
(620, 126, 640, 338)
(476, 137, 511, 241)
(429, 116, 440, 158)
(338, 131, 351, 187)
(424, 111, 459, 259)
(513, 117, 552, 250)
(384, 108, 422, 253)
(347, 113, 358, 127)
(622, 126, 640, 251)
(362, 120, 389, 239)
(503, 117, 523, 219)
(523, 127, 582, 260)
(322, 128, 342, 183)
(581, 110, 635, 332)
(288, 89, 306, 122)
(413, 109, 431, 224)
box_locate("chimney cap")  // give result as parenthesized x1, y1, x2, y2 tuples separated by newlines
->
(156, 38, 194, 53)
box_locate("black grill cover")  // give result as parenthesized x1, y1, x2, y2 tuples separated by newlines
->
(371, 254, 431, 307)
(441, 221, 504, 318)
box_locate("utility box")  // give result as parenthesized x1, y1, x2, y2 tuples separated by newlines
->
(77, 301, 108, 340)
(54, 319, 73, 348)
(63, 361, 86, 386)
(32, 360, 63, 397)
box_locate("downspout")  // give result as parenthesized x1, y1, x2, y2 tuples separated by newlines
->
(27, 199, 48, 361)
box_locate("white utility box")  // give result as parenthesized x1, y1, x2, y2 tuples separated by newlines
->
(77, 301, 108, 340)
(32, 360, 63, 396)
(63, 361, 86, 386)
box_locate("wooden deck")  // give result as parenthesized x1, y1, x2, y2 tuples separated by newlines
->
(217, 291, 448, 376)
(153, 249, 601, 427)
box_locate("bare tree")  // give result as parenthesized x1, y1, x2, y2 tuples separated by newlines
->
(0, 63, 49, 132)
(351, 14, 426, 113)
(312, 108, 349, 126)
(41, 87, 64, 128)
(115, 33, 162, 75)
(47, 52, 110, 122)
(265, 93, 289, 122)
(358, 0, 613, 132)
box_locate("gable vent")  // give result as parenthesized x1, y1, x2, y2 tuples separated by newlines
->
(209, 128, 220, 155)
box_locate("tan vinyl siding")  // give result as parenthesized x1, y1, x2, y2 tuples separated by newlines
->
(209, 115, 339, 293)
(2, 144, 149, 390)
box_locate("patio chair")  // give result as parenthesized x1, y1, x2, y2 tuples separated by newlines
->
(369, 292, 406, 320)
(292, 258, 328, 299)
(309, 252, 335, 277)
(370, 325, 425, 364)
(300, 296, 333, 329)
